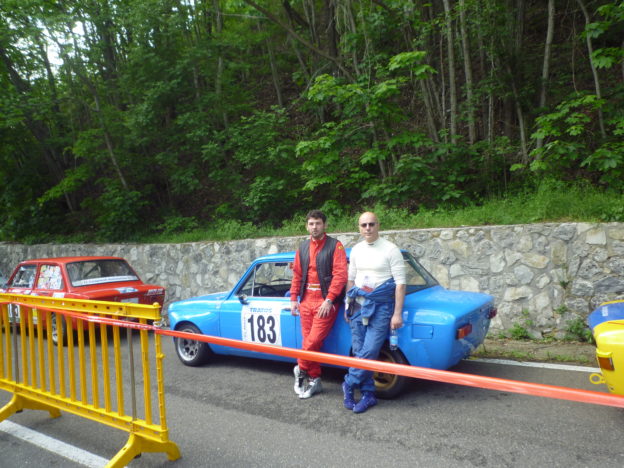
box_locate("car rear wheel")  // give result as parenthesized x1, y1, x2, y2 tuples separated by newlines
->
(374, 345, 408, 399)
(175, 323, 212, 366)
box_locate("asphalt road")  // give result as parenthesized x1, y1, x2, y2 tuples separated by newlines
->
(1, 337, 623, 468)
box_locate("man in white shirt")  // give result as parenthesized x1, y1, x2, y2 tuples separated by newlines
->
(342, 212, 406, 413)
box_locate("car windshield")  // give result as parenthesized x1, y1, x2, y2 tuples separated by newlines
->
(67, 259, 138, 287)
(402, 251, 438, 293)
(9, 265, 37, 288)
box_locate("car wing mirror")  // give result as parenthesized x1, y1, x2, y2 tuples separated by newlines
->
(238, 294, 249, 305)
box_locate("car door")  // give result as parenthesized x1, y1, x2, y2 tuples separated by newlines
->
(6, 263, 38, 324)
(217, 260, 298, 361)
(33, 264, 65, 297)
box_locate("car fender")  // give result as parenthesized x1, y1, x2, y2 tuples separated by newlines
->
(168, 299, 222, 338)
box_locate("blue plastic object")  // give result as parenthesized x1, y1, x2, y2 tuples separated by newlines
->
(588, 301, 624, 331)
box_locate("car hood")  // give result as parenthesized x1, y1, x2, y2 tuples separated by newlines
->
(170, 291, 230, 306)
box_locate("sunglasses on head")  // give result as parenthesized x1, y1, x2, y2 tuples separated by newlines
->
(360, 222, 376, 228)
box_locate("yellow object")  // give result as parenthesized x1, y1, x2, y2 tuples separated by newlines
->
(0, 293, 180, 467)
(590, 319, 624, 396)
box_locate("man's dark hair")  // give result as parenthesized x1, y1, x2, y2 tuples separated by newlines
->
(306, 210, 326, 223)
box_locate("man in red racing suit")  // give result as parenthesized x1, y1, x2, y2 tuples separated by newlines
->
(290, 210, 347, 399)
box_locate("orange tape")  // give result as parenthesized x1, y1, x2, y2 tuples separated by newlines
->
(158, 328, 624, 409)
(5, 301, 623, 409)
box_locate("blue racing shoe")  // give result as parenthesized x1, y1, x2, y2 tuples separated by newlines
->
(353, 391, 377, 414)
(342, 382, 356, 410)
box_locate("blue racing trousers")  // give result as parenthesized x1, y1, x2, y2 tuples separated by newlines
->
(343, 302, 393, 393)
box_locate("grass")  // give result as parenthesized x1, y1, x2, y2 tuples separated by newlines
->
(139, 180, 624, 244)
(473, 348, 593, 365)
(473, 341, 594, 365)
(471, 348, 594, 365)
(25, 180, 624, 245)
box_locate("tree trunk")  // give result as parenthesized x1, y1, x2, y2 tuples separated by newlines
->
(458, 0, 475, 143)
(0, 45, 74, 211)
(63, 26, 130, 191)
(213, 0, 228, 128)
(536, 0, 555, 150)
(576, 0, 606, 138)
(507, 66, 529, 163)
(442, 0, 457, 139)
(243, 0, 354, 81)
(264, 27, 283, 107)
(324, 0, 339, 63)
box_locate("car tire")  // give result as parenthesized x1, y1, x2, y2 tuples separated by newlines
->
(51, 313, 68, 346)
(174, 323, 212, 366)
(374, 345, 409, 399)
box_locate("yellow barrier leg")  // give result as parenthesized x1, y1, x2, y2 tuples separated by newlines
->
(106, 433, 181, 468)
(0, 394, 61, 421)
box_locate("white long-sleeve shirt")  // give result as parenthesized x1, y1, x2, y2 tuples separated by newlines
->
(348, 237, 406, 288)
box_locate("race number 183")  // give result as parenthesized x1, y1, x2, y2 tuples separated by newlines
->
(241, 305, 282, 346)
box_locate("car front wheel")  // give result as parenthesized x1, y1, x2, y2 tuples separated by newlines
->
(51, 313, 68, 346)
(374, 345, 408, 399)
(174, 323, 212, 366)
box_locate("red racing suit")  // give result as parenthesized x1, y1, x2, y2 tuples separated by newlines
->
(290, 234, 347, 378)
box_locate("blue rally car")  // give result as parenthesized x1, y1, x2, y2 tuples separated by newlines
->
(168, 250, 496, 398)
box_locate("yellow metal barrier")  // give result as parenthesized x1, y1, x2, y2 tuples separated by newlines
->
(0, 293, 180, 467)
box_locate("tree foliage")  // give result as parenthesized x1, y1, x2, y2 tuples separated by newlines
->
(0, 0, 622, 241)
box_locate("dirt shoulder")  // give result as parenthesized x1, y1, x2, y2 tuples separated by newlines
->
(472, 338, 597, 366)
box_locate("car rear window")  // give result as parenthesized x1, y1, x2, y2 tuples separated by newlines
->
(402, 252, 438, 293)
(67, 260, 138, 287)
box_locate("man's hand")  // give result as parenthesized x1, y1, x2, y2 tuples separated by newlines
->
(317, 299, 333, 318)
(390, 311, 403, 330)
(290, 301, 300, 316)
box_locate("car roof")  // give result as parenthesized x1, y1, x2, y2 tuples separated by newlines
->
(254, 248, 355, 263)
(254, 251, 296, 262)
(18, 256, 126, 265)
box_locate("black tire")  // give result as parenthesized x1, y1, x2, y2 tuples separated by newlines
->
(51, 313, 68, 346)
(374, 345, 409, 399)
(174, 323, 212, 366)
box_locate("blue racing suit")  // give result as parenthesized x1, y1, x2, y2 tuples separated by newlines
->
(344, 278, 396, 392)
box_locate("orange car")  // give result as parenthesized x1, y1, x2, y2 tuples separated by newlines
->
(1, 256, 165, 344)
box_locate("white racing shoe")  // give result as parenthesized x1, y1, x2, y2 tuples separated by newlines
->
(293, 365, 306, 396)
(300, 377, 322, 399)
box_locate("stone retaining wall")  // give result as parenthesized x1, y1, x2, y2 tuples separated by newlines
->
(2, 222, 623, 337)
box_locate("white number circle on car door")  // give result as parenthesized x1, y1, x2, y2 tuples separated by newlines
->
(241, 301, 283, 346)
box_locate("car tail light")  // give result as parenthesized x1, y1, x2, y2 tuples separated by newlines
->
(456, 323, 472, 339)
(487, 307, 497, 319)
(597, 355, 615, 371)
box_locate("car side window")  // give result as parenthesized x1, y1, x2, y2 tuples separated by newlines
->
(36, 265, 64, 290)
(238, 262, 293, 298)
(10, 265, 37, 288)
